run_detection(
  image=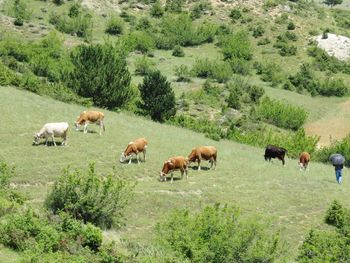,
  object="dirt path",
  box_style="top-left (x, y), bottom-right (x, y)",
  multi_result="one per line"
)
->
top-left (305, 98), bottom-right (350, 146)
